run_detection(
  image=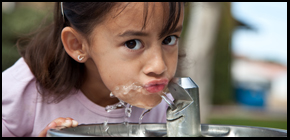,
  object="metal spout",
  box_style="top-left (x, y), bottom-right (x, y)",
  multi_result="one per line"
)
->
top-left (166, 77), bottom-right (201, 137)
